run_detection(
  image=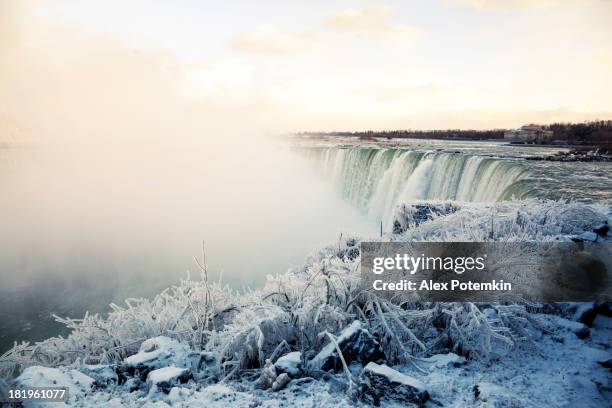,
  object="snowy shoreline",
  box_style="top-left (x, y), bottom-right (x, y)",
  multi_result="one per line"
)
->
top-left (1, 199), bottom-right (611, 407)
